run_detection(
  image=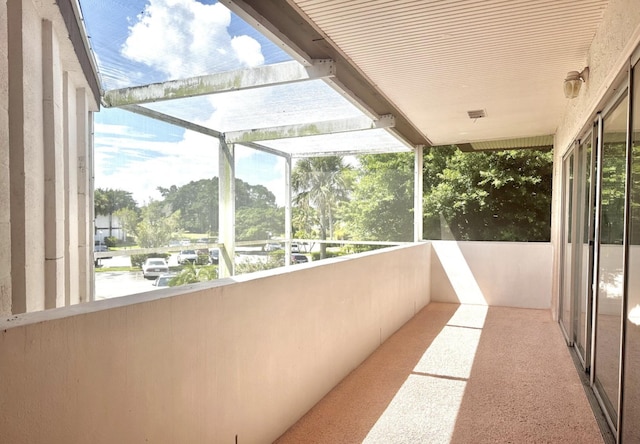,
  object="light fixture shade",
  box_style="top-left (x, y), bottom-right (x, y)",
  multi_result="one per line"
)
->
top-left (564, 79), bottom-right (582, 98)
top-left (564, 70), bottom-right (584, 99)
